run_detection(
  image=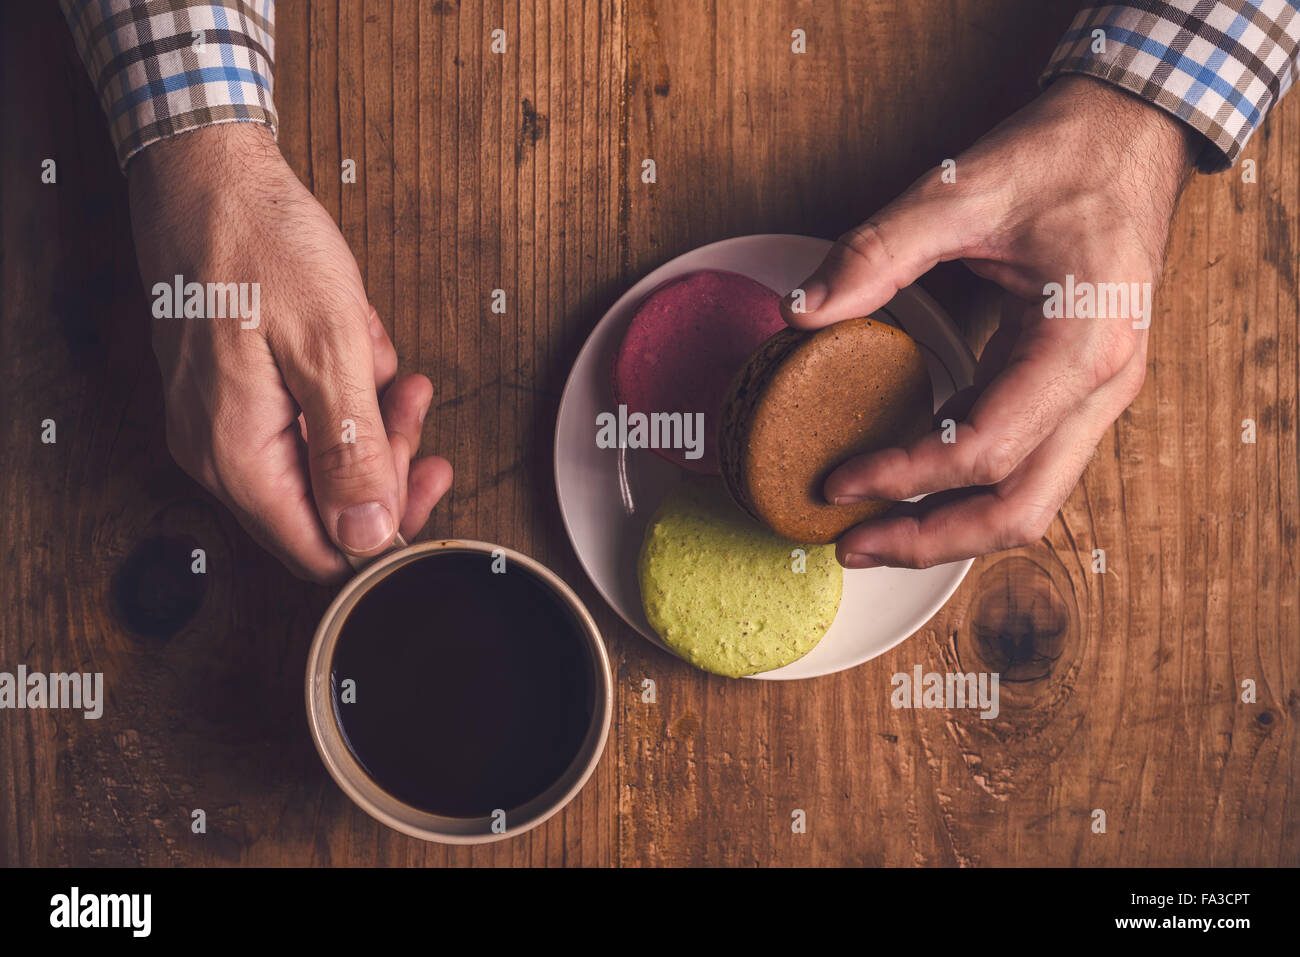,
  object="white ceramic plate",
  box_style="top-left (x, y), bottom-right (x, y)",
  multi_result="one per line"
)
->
top-left (554, 234), bottom-right (977, 679)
